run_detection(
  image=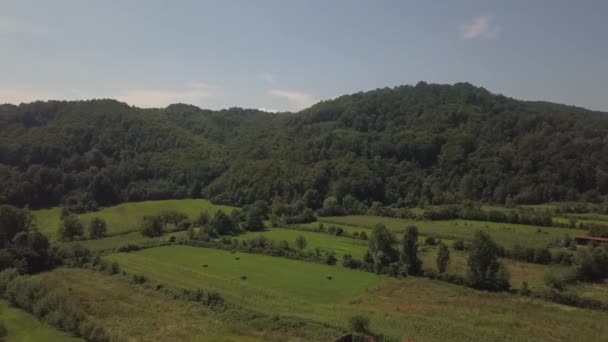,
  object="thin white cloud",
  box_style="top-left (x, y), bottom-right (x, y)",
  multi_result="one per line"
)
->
top-left (269, 89), bottom-right (316, 110)
top-left (261, 73), bottom-right (276, 83)
top-left (0, 83), bottom-right (219, 108)
top-left (116, 83), bottom-right (218, 108)
top-left (0, 87), bottom-right (86, 104)
top-left (257, 107), bottom-right (279, 113)
top-left (460, 16), bottom-right (498, 39)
